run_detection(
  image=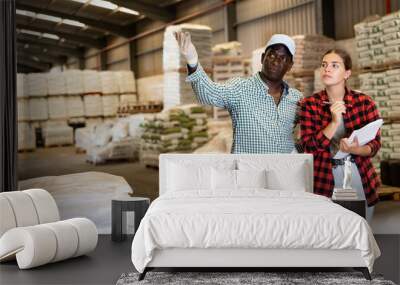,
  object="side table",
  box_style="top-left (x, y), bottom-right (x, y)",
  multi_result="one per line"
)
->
top-left (112, 196), bottom-right (150, 242)
top-left (332, 198), bottom-right (366, 219)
